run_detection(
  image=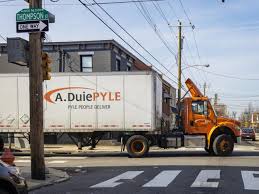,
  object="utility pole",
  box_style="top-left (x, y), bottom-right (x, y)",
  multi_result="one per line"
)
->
top-left (177, 21), bottom-right (183, 128)
top-left (29, 0), bottom-right (45, 180)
